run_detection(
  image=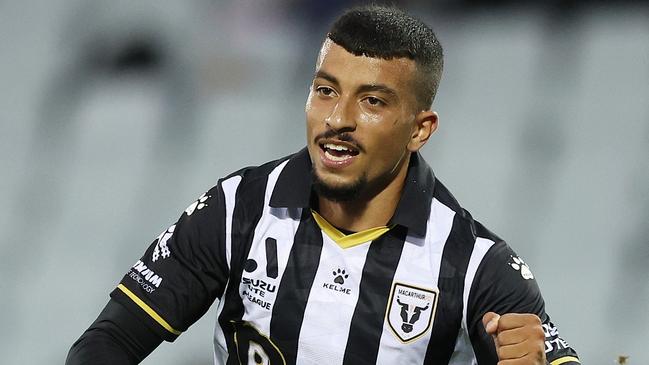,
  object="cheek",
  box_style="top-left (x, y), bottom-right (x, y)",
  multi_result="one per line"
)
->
top-left (305, 98), bottom-right (334, 128)
top-left (305, 95), bottom-right (317, 129)
top-left (357, 109), bottom-right (382, 125)
top-left (305, 108), bottom-right (324, 142)
top-left (305, 91), bottom-right (315, 113)
top-left (370, 124), bottom-right (411, 158)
